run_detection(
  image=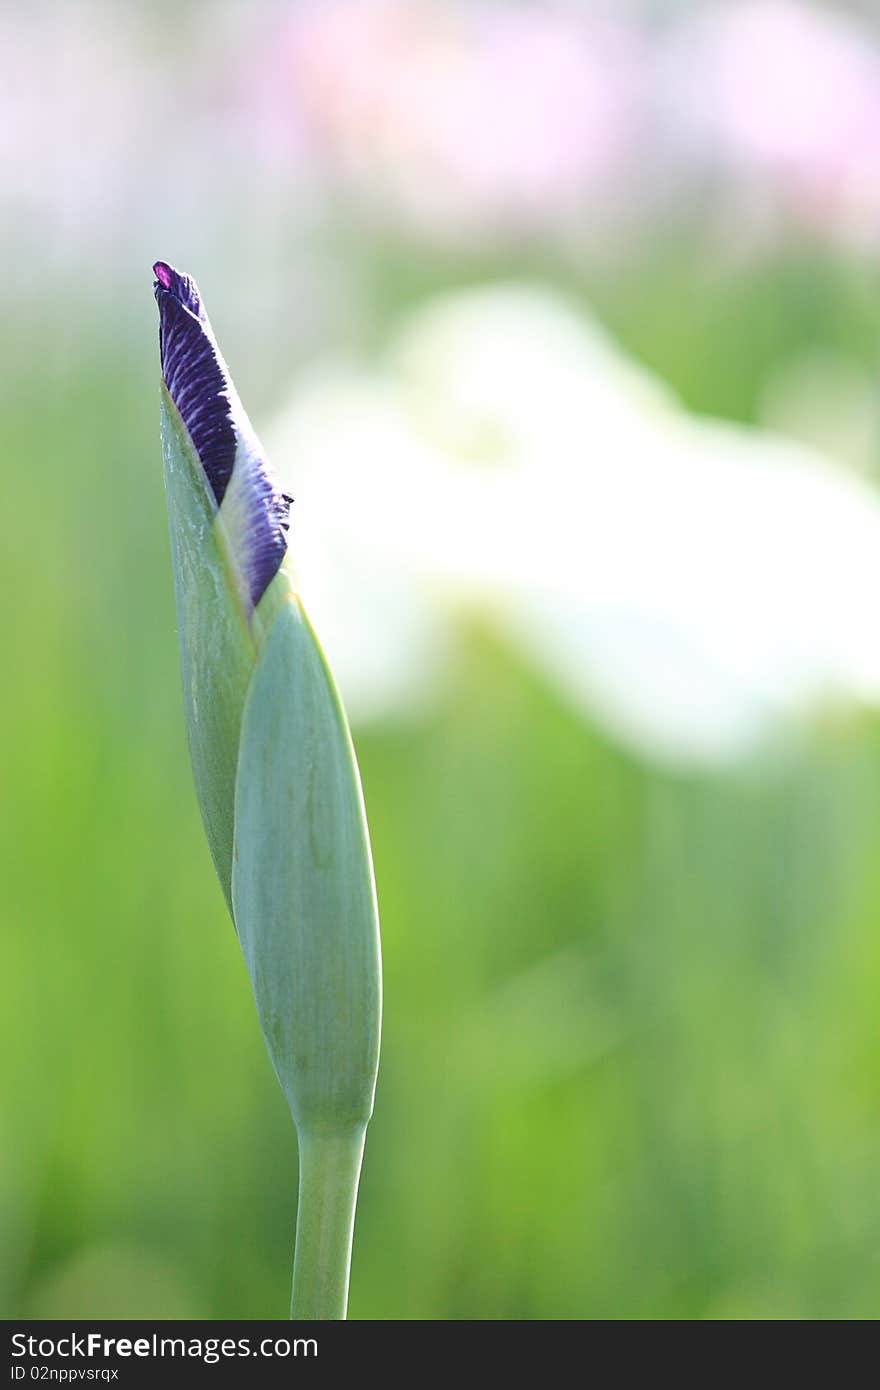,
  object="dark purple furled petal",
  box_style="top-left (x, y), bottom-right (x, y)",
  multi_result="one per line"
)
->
top-left (234, 475), bottom-right (296, 615)
top-left (154, 261), bottom-right (235, 505)
top-left (153, 261), bottom-right (292, 608)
